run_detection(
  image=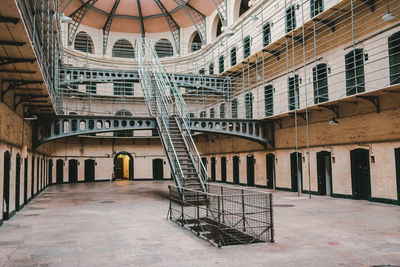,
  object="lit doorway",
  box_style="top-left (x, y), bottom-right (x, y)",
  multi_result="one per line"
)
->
top-left (114, 152), bottom-right (133, 180)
